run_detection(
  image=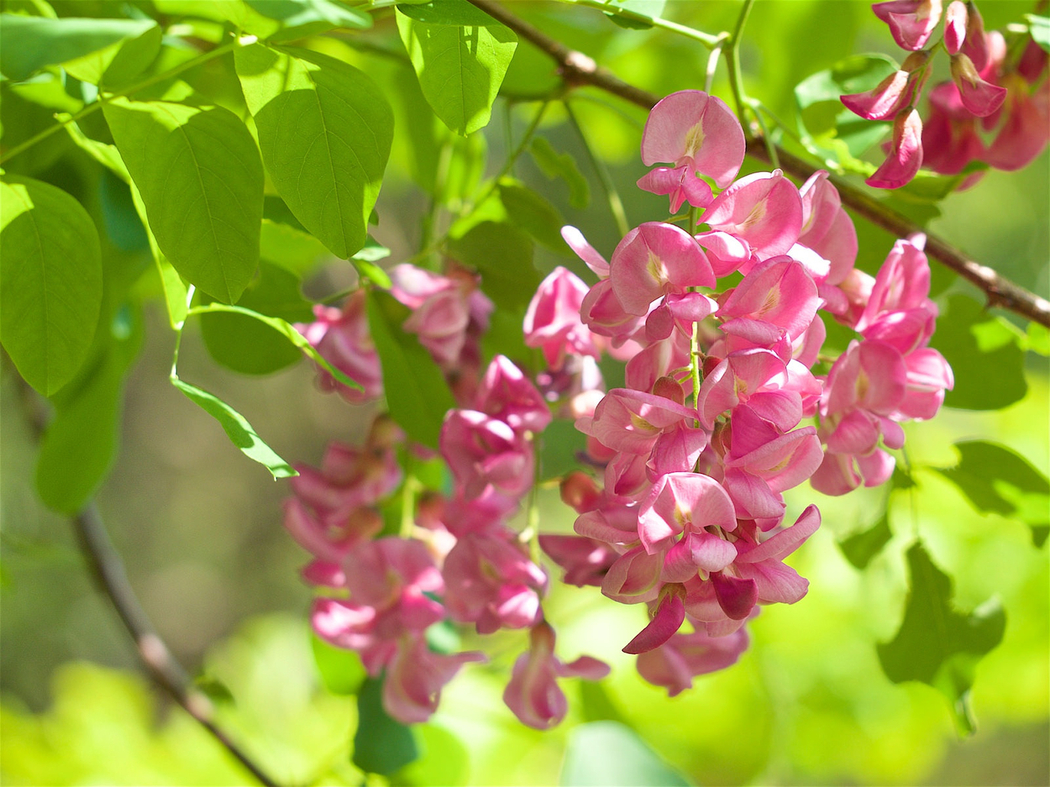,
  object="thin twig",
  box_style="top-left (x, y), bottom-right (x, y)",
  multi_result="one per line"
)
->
top-left (16, 379), bottom-right (280, 787)
top-left (467, 0), bottom-right (1050, 328)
